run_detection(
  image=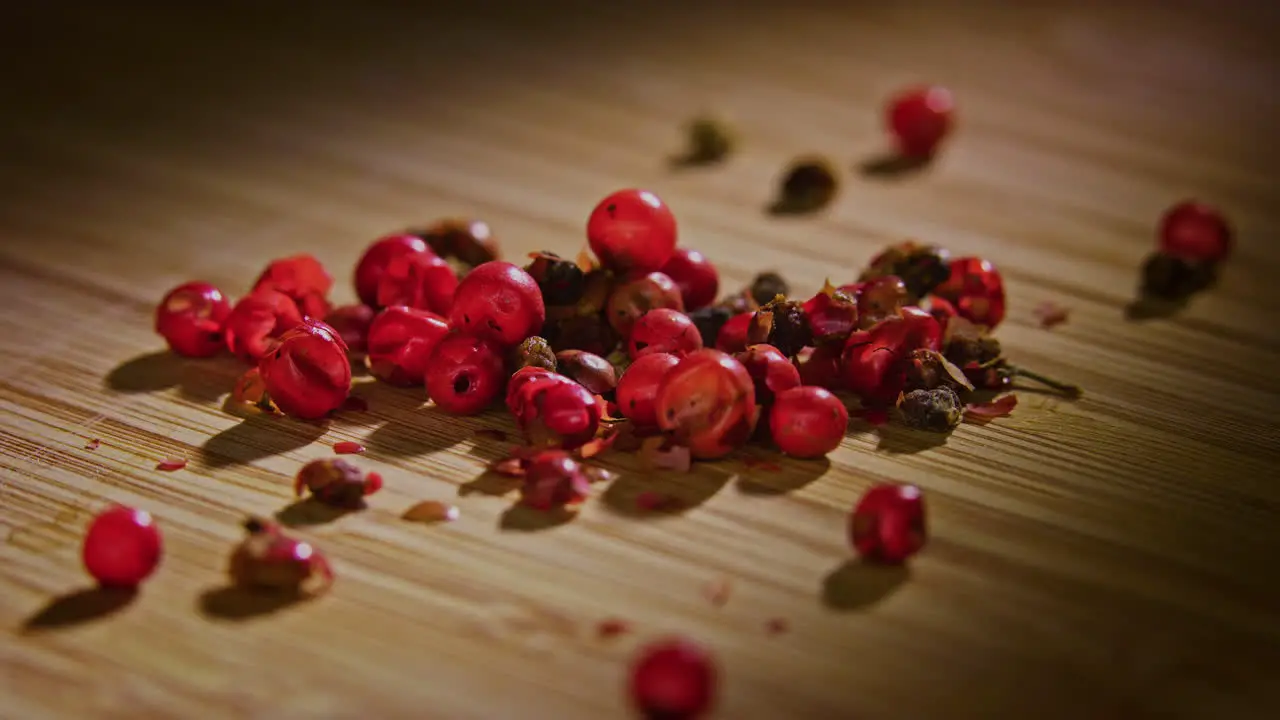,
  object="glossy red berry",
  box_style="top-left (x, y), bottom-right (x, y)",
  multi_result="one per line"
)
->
top-left (802, 282), bottom-right (859, 342)
top-left (932, 257), bottom-right (1005, 328)
top-left (586, 188), bottom-right (678, 274)
top-left (841, 308), bottom-right (941, 406)
top-left (449, 261), bottom-right (546, 347)
top-left (851, 276), bottom-right (909, 329)
top-left (253, 253), bottom-right (333, 319)
top-left (82, 505), bottom-right (162, 587)
top-left (660, 247), bottom-right (719, 311)
top-left (506, 365), bottom-right (555, 411)
top-left (259, 318), bottom-right (352, 420)
top-left (354, 233), bottom-right (430, 307)
top-left (223, 288), bottom-right (305, 363)
top-left (616, 352), bottom-right (680, 429)
top-left (154, 281), bottom-right (232, 357)
top-left (629, 308), bottom-right (703, 359)
top-left (607, 271), bottom-right (684, 338)
top-left (736, 344), bottom-right (802, 407)
top-left (714, 311), bottom-right (753, 354)
top-left (770, 386), bottom-right (848, 458)
top-left (324, 303), bottom-right (375, 354)
top-left (795, 344), bottom-right (844, 390)
top-left (886, 85), bottom-right (955, 159)
top-left (424, 332), bottom-right (505, 415)
top-left (519, 450), bottom-right (592, 511)
top-left (509, 373), bottom-right (604, 449)
top-left (656, 349), bottom-right (757, 460)
top-left (376, 249), bottom-right (458, 316)
top-left (850, 483), bottom-right (926, 563)
top-left (629, 637), bottom-right (718, 720)
top-left (229, 518), bottom-right (333, 593)
top-left (918, 294), bottom-right (957, 327)
top-left (366, 306), bottom-right (450, 386)
top-left (1158, 200), bottom-right (1233, 264)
